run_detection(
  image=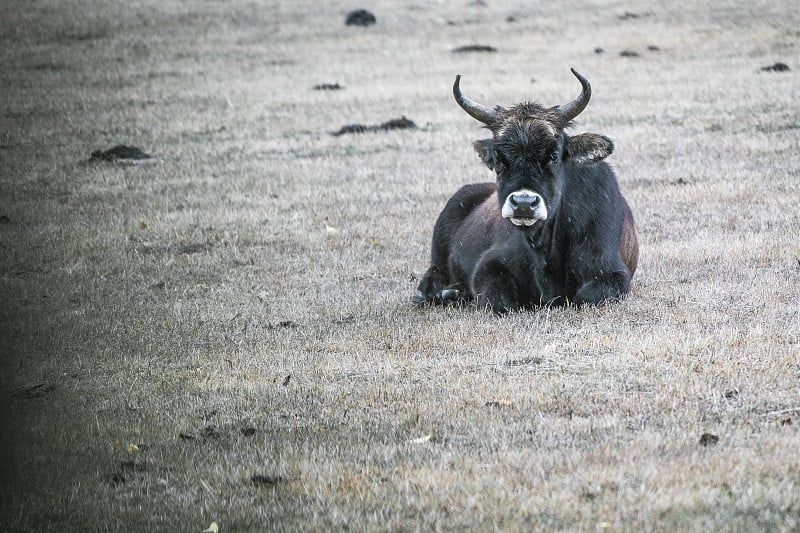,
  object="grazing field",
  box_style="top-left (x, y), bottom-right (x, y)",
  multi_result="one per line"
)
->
top-left (1, 0), bottom-right (799, 530)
